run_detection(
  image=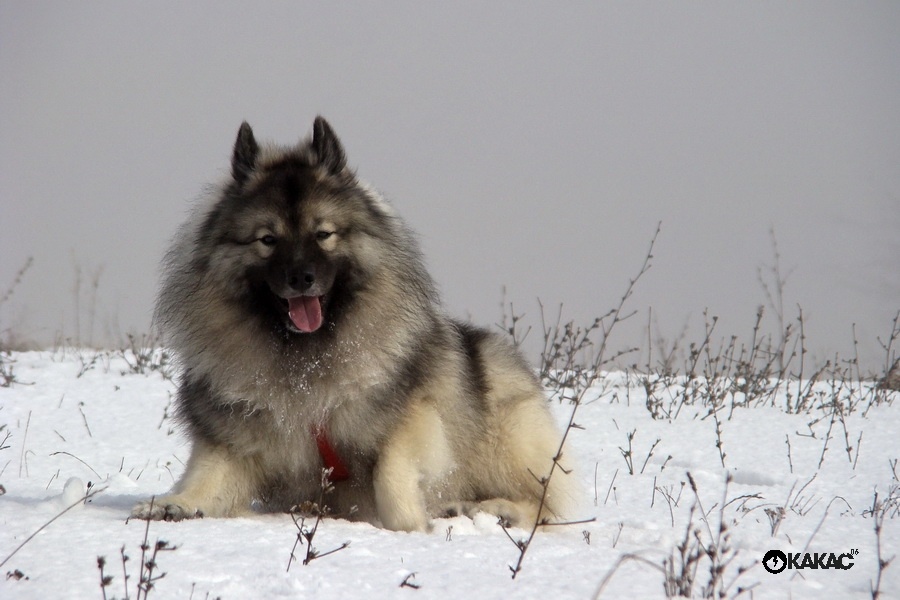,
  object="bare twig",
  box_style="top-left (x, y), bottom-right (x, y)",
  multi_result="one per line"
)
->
top-left (17, 410), bottom-right (31, 478)
top-left (399, 572), bottom-right (421, 589)
top-left (286, 468), bottom-right (350, 570)
top-left (869, 486), bottom-right (898, 599)
top-left (506, 223), bottom-right (661, 579)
